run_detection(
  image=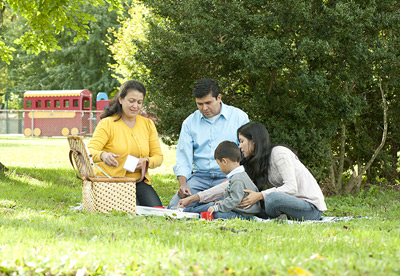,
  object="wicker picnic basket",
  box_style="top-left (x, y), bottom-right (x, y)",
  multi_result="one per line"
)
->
top-left (68, 136), bottom-right (148, 215)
